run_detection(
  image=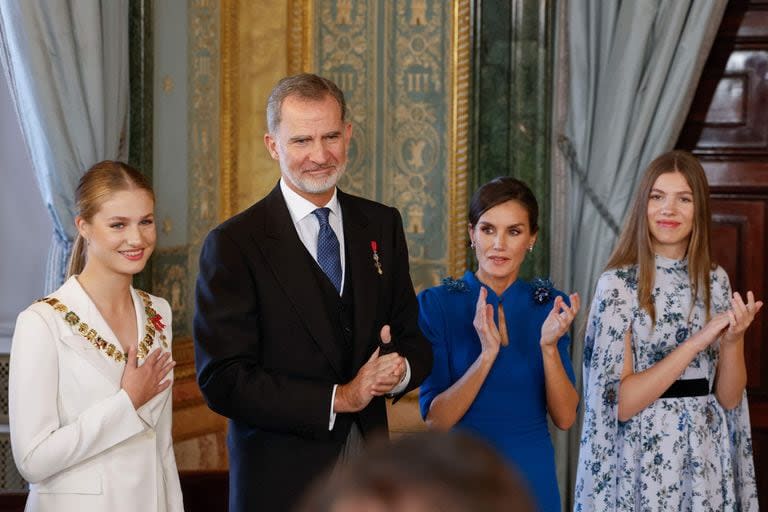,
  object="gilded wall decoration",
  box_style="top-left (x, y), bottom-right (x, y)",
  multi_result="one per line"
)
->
top-left (151, 247), bottom-right (189, 335)
top-left (287, 0), bottom-right (314, 74)
top-left (220, 0), bottom-right (300, 214)
top-left (316, 0), bottom-right (374, 198)
top-left (450, 0), bottom-right (471, 279)
top-left (387, 1), bottom-right (451, 289)
top-left (307, 0), bottom-right (470, 290)
top-left (189, 0), bottom-right (219, 241)
top-left (188, 0), bottom-right (220, 338)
